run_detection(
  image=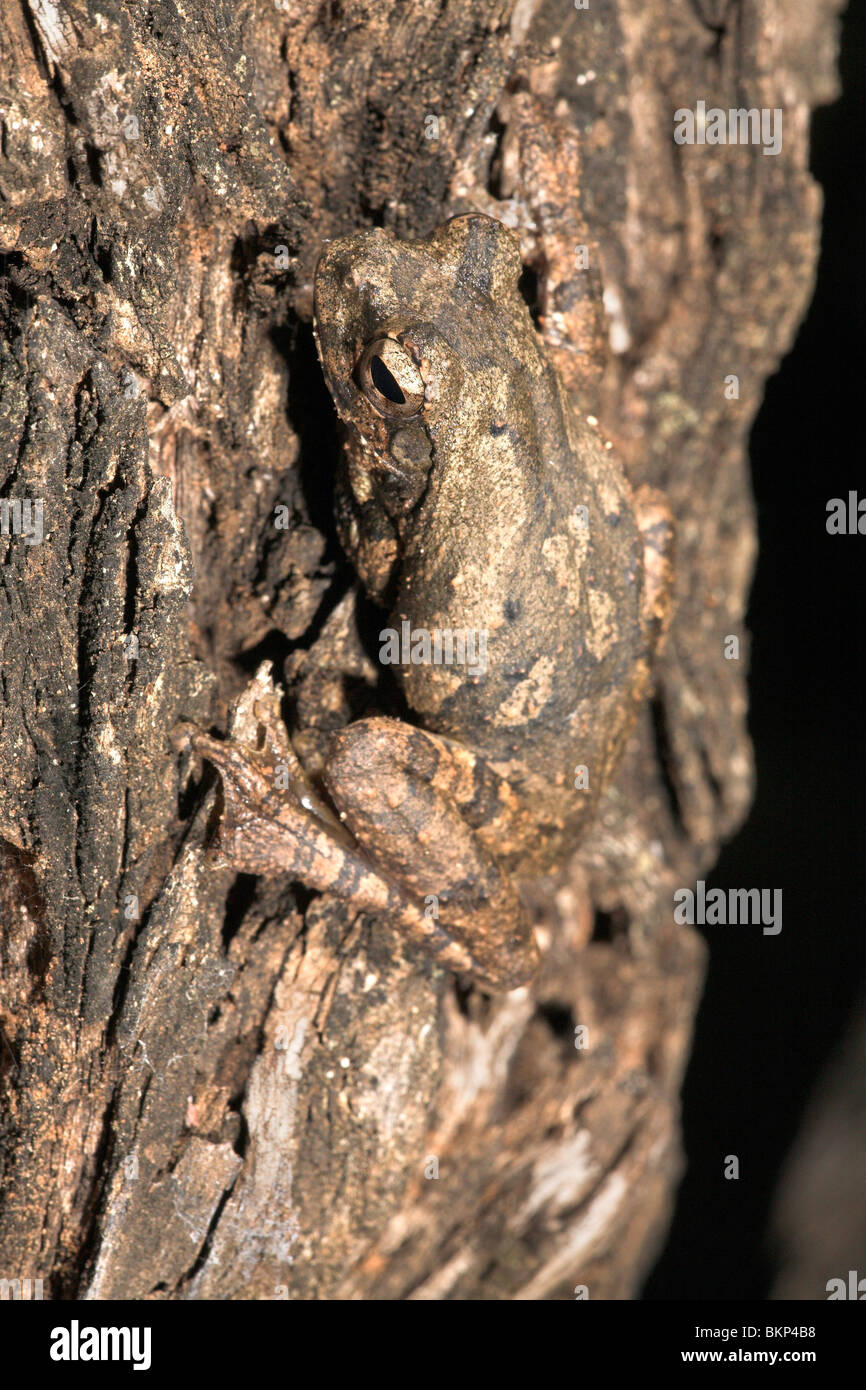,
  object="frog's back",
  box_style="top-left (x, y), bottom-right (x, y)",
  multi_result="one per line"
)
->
top-left (394, 407), bottom-right (648, 823)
